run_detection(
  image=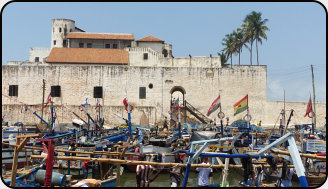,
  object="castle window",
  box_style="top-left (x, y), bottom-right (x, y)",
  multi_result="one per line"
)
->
top-left (63, 40), bottom-right (67, 47)
top-left (53, 40), bottom-right (56, 45)
top-left (9, 85), bottom-right (18, 96)
top-left (70, 29), bottom-right (72, 32)
top-left (143, 53), bottom-right (148, 60)
top-left (59, 28), bottom-right (62, 32)
top-left (64, 28), bottom-right (67, 35)
top-left (139, 87), bottom-right (146, 99)
top-left (79, 43), bottom-right (84, 48)
top-left (113, 44), bottom-right (118, 49)
top-left (148, 83), bottom-right (153, 89)
top-left (35, 57), bottom-right (39, 62)
top-left (87, 43), bottom-right (92, 48)
top-left (105, 44), bottom-right (110, 48)
top-left (94, 86), bottom-right (103, 98)
top-left (51, 86), bottom-right (61, 97)
top-left (162, 49), bottom-right (168, 57)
